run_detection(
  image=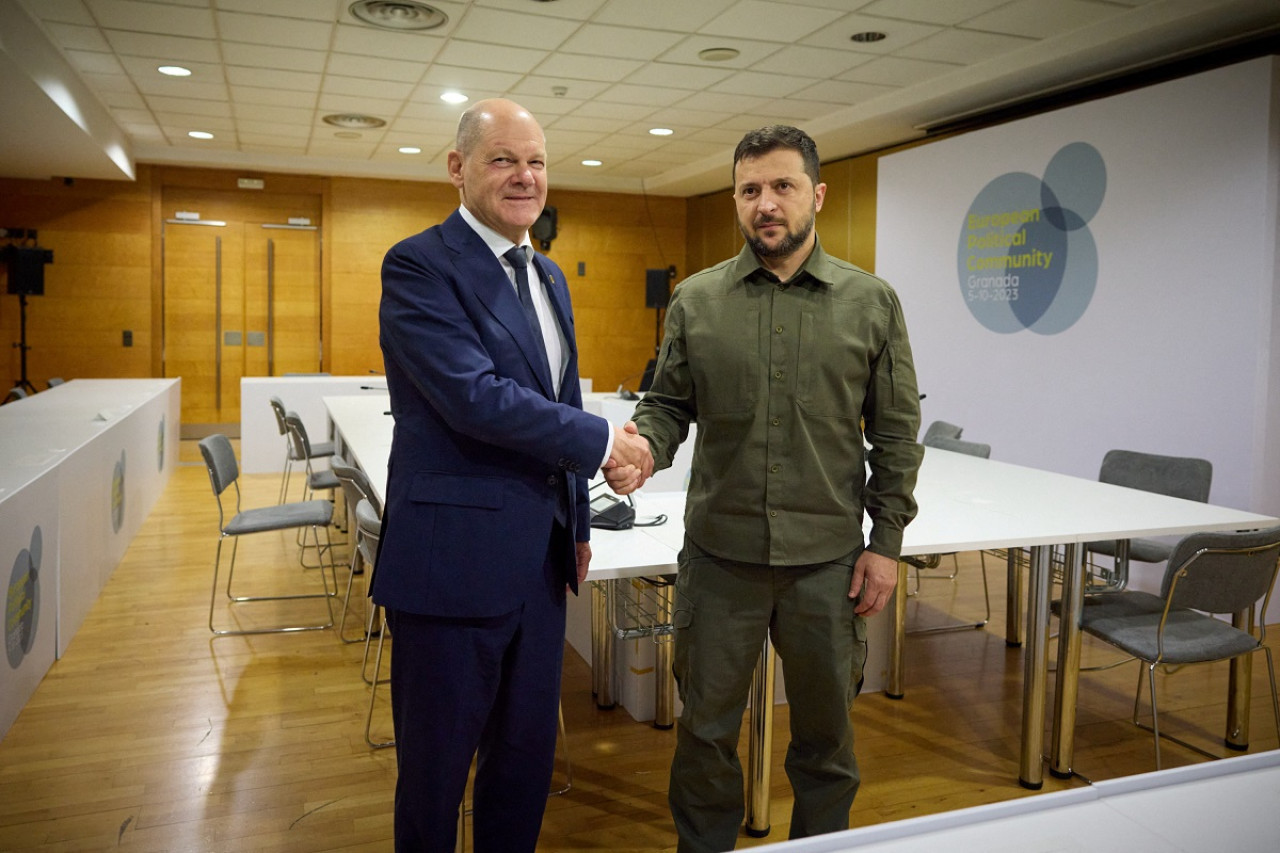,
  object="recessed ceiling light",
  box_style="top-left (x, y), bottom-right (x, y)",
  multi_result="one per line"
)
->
top-left (440, 91), bottom-right (469, 104)
top-left (649, 128), bottom-right (674, 136)
top-left (158, 65), bottom-right (191, 77)
top-left (398, 146), bottom-right (422, 154)
top-left (581, 159), bottom-right (602, 167)
top-left (349, 0), bottom-right (448, 30)
top-left (698, 47), bottom-right (739, 62)
top-left (188, 131), bottom-right (214, 139)
top-left (850, 31), bottom-right (886, 43)
top-left (323, 113), bottom-right (387, 129)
